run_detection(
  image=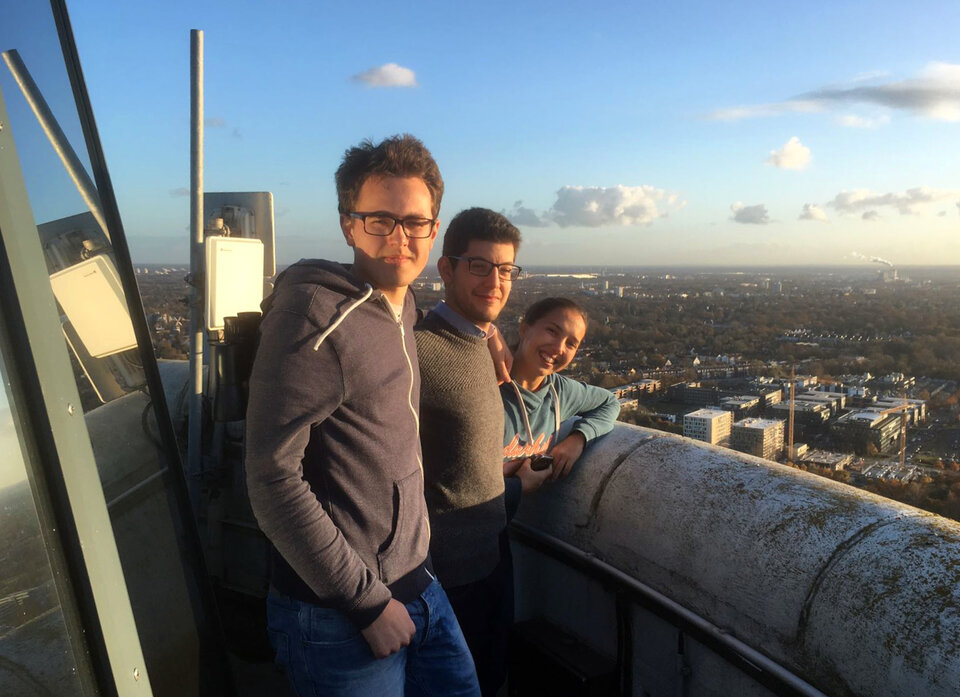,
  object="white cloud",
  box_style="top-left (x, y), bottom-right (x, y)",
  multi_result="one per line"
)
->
top-left (836, 113), bottom-right (890, 129)
top-left (550, 185), bottom-right (684, 227)
top-left (708, 100), bottom-right (823, 121)
top-left (766, 136), bottom-right (811, 170)
top-left (351, 63), bottom-right (418, 88)
top-left (205, 116), bottom-right (226, 128)
top-left (827, 186), bottom-right (960, 216)
top-left (730, 202), bottom-right (769, 225)
top-left (708, 62), bottom-right (960, 123)
top-left (862, 210), bottom-right (880, 221)
top-left (502, 201), bottom-right (549, 227)
top-left (169, 187), bottom-right (189, 197)
top-left (798, 203), bottom-right (828, 222)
